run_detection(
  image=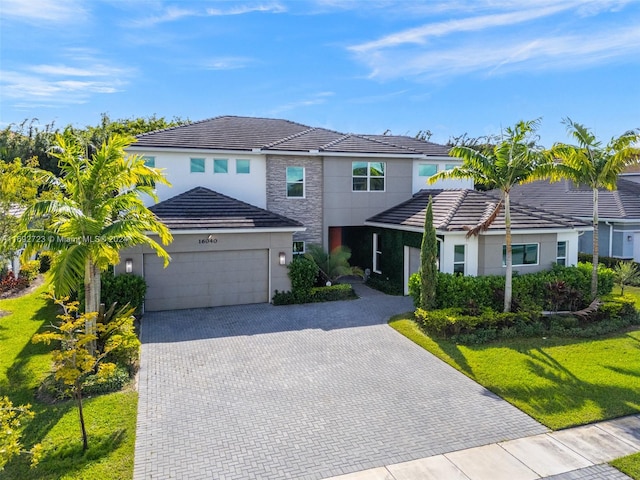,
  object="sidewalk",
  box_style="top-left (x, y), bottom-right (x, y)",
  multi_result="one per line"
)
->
top-left (323, 414), bottom-right (640, 480)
